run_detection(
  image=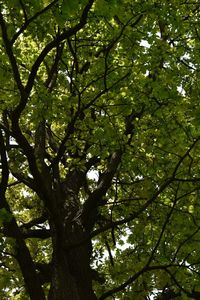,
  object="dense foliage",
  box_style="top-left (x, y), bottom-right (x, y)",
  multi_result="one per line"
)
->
top-left (0, 0), bottom-right (200, 299)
